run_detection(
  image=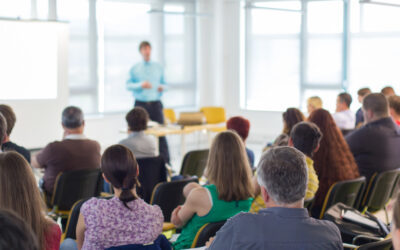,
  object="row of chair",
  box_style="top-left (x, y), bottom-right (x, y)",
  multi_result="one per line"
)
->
top-left (317, 168), bottom-right (400, 221)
